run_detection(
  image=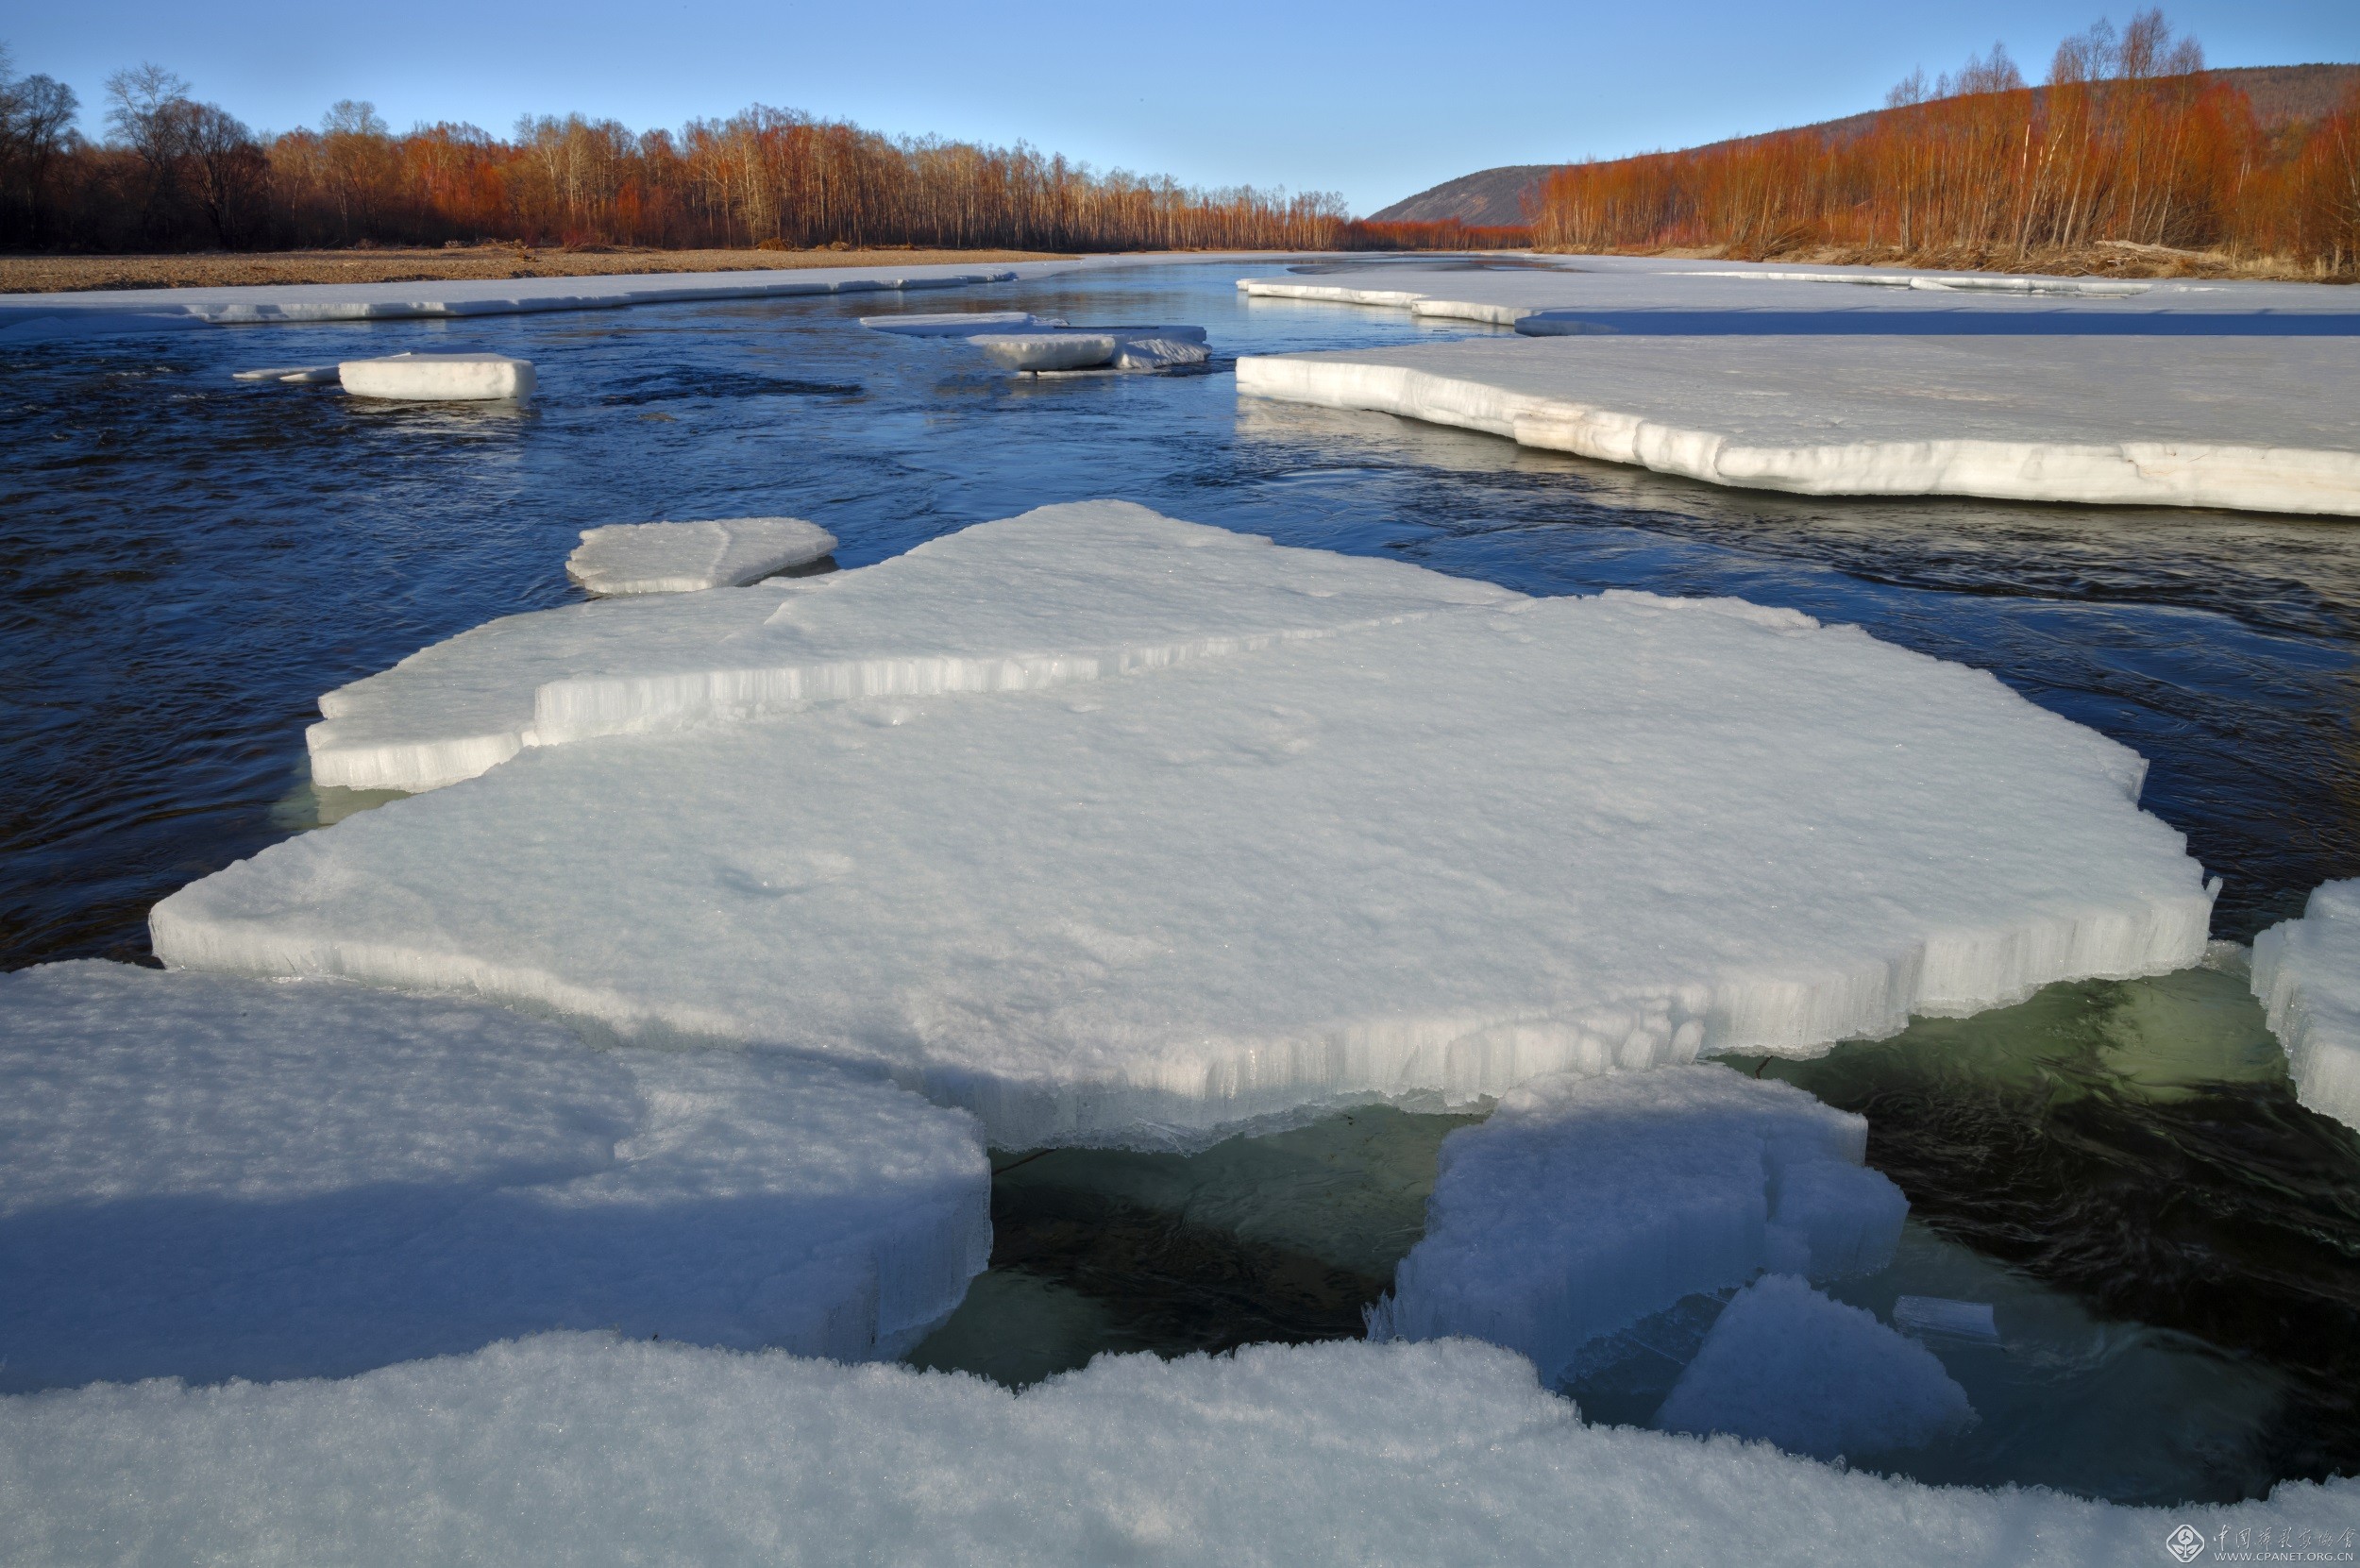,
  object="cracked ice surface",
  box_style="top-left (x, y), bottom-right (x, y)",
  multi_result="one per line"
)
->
top-left (306, 500), bottom-right (1521, 792)
top-left (565, 517), bottom-right (838, 596)
top-left (164, 576), bottom-right (2212, 1150)
top-left (0, 1332), bottom-right (2343, 1566)
top-left (1368, 1067), bottom-right (1906, 1380)
top-left (0, 961), bottom-right (988, 1390)
top-left (2252, 879), bottom-right (2360, 1131)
